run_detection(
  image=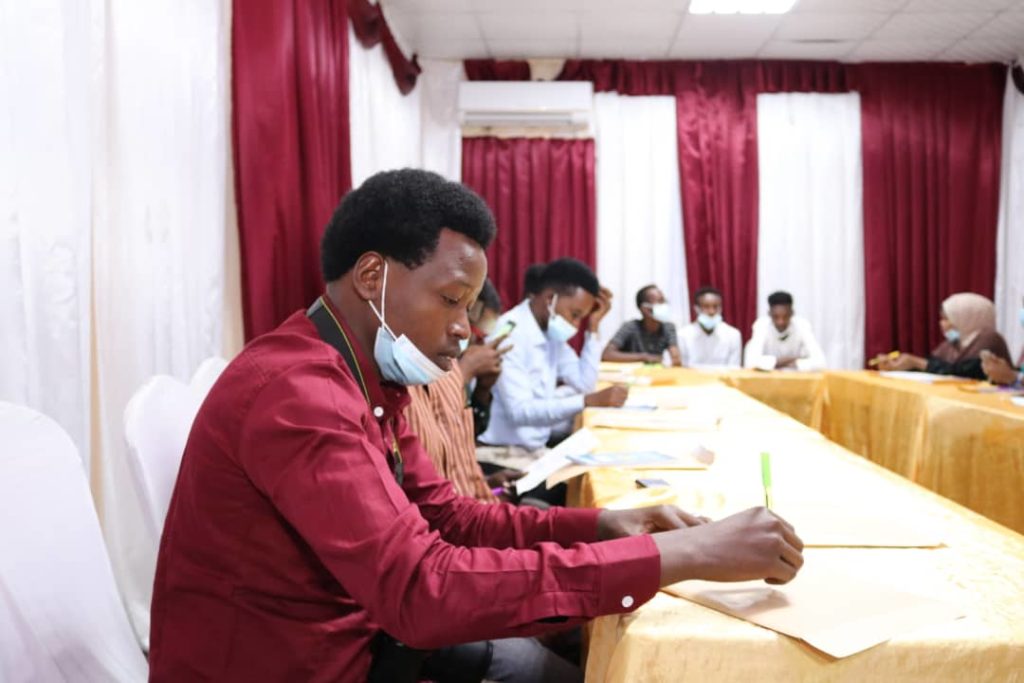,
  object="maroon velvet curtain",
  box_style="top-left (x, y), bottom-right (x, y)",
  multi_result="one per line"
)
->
top-left (466, 59), bottom-right (1004, 359)
top-left (461, 137), bottom-right (597, 309)
top-left (348, 0), bottom-right (420, 94)
top-left (464, 59), bottom-right (532, 81)
top-left (852, 63), bottom-right (1005, 358)
top-left (232, 0), bottom-right (351, 340)
top-left (555, 60), bottom-right (847, 338)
